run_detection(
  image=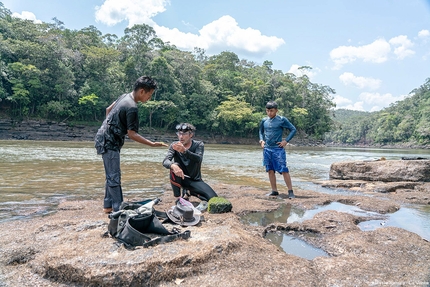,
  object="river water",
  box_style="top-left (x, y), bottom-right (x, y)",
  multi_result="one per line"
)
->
top-left (0, 140), bottom-right (429, 239)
